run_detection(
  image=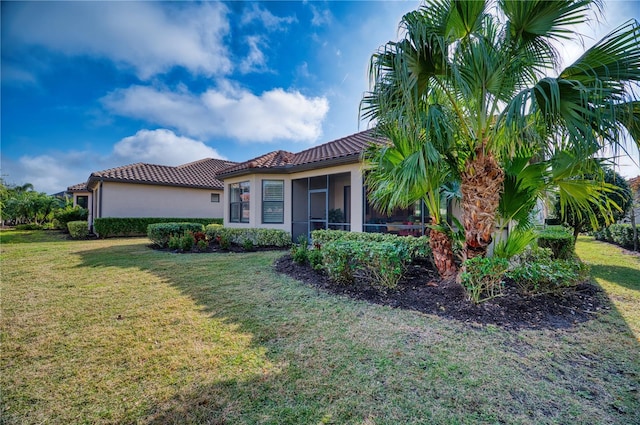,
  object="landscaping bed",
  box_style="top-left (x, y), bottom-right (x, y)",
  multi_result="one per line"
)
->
top-left (274, 254), bottom-right (608, 330)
